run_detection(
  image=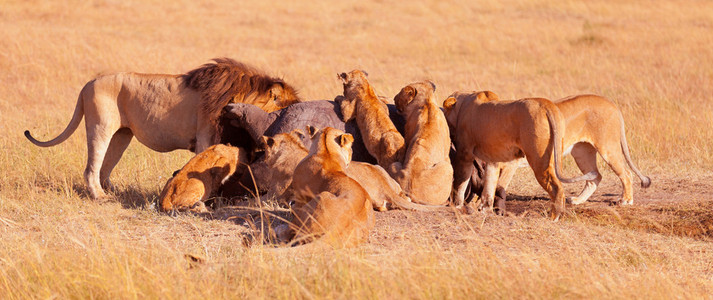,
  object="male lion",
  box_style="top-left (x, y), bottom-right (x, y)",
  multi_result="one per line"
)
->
top-left (277, 127), bottom-right (374, 248)
top-left (159, 144), bottom-right (247, 214)
top-left (390, 81), bottom-right (453, 206)
top-left (469, 94), bottom-right (652, 206)
top-left (337, 70), bottom-right (405, 171)
top-left (443, 91), bottom-right (595, 220)
top-left (24, 58), bottom-right (299, 200)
